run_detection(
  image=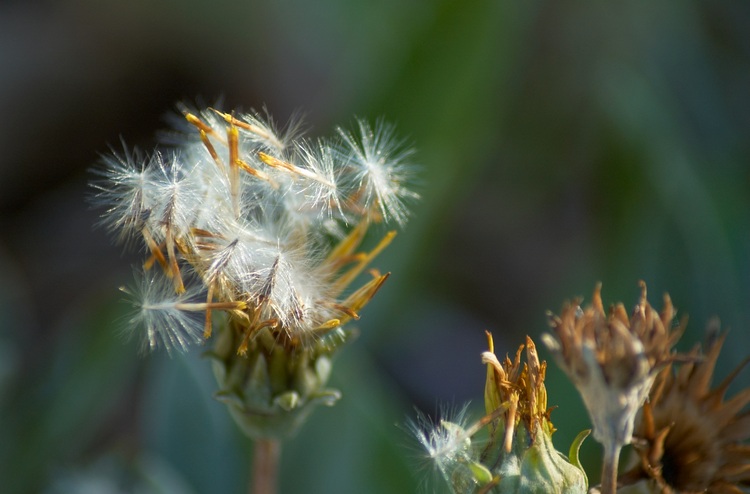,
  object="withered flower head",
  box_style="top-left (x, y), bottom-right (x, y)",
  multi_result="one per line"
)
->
top-left (482, 333), bottom-right (552, 455)
top-left (542, 282), bottom-right (684, 493)
top-left (481, 332), bottom-right (588, 493)
top-left (619, 323), bottom-right (750, 494)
